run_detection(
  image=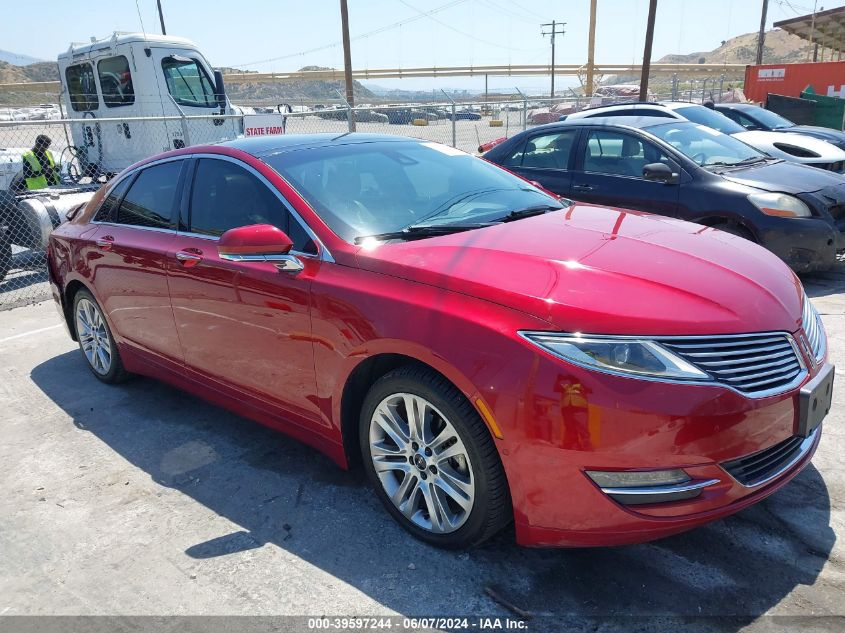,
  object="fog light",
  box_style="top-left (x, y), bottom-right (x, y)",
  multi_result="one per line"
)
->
top-left (586, 469), bottom-right (690, 488)
top-left (586, 469), bottom-right (719, 506)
